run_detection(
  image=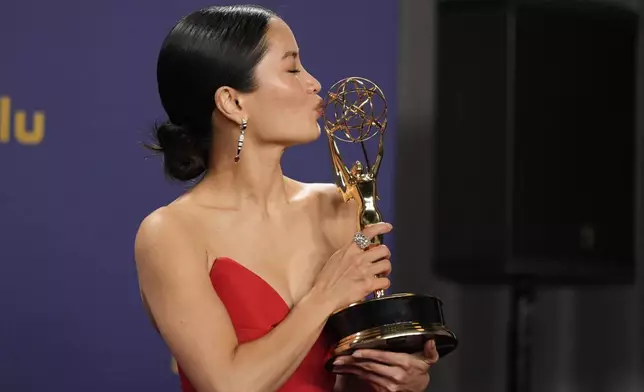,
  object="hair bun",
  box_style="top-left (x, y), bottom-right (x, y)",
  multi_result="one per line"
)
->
top-left (154, 121), bottom-right (207, 181)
